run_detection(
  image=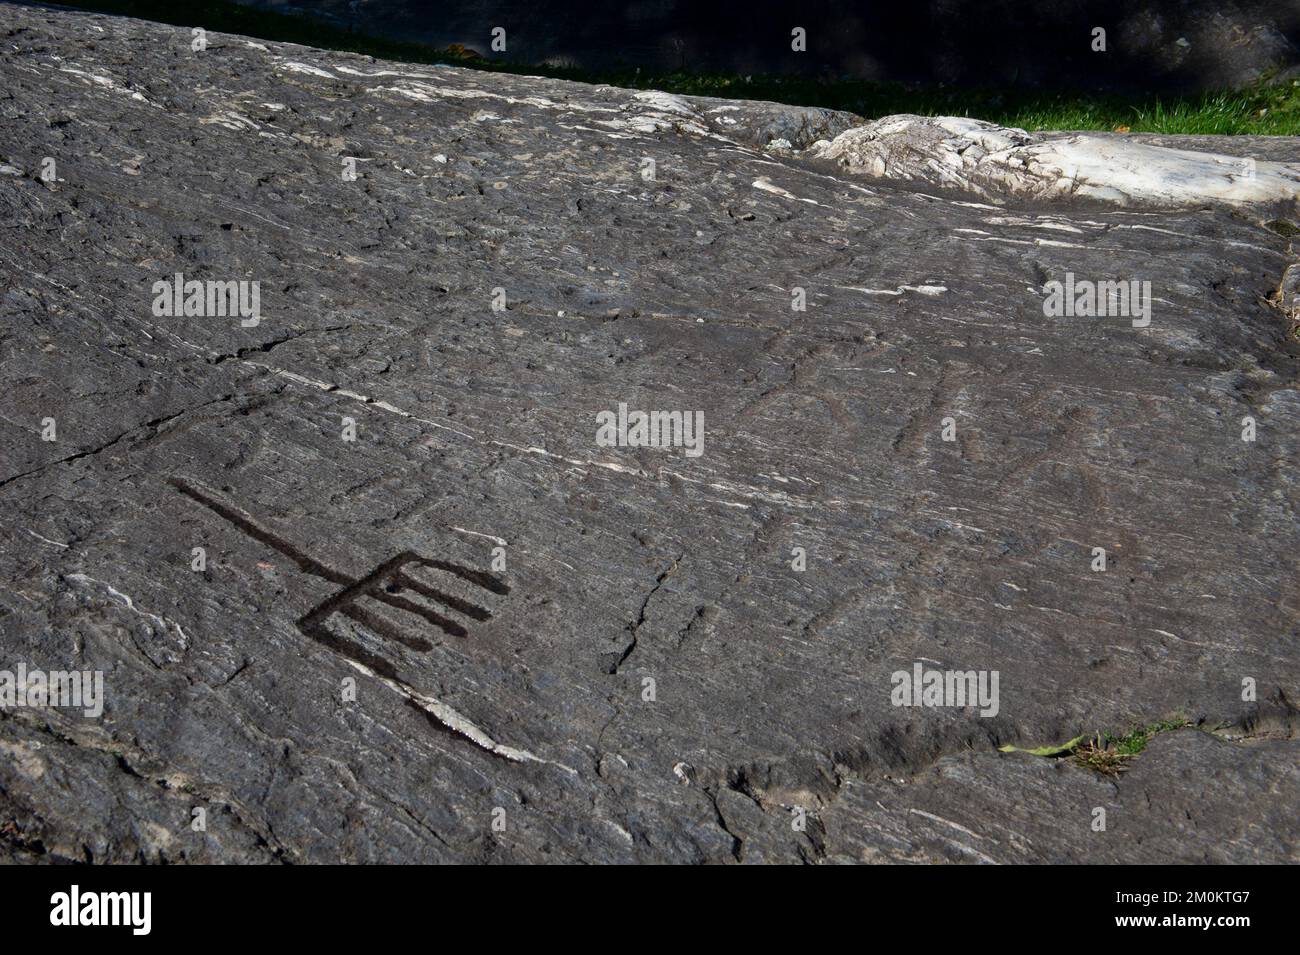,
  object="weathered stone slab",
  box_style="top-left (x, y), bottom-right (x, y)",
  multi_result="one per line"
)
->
top-left (0, 3), bottom-right (1296, 864)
